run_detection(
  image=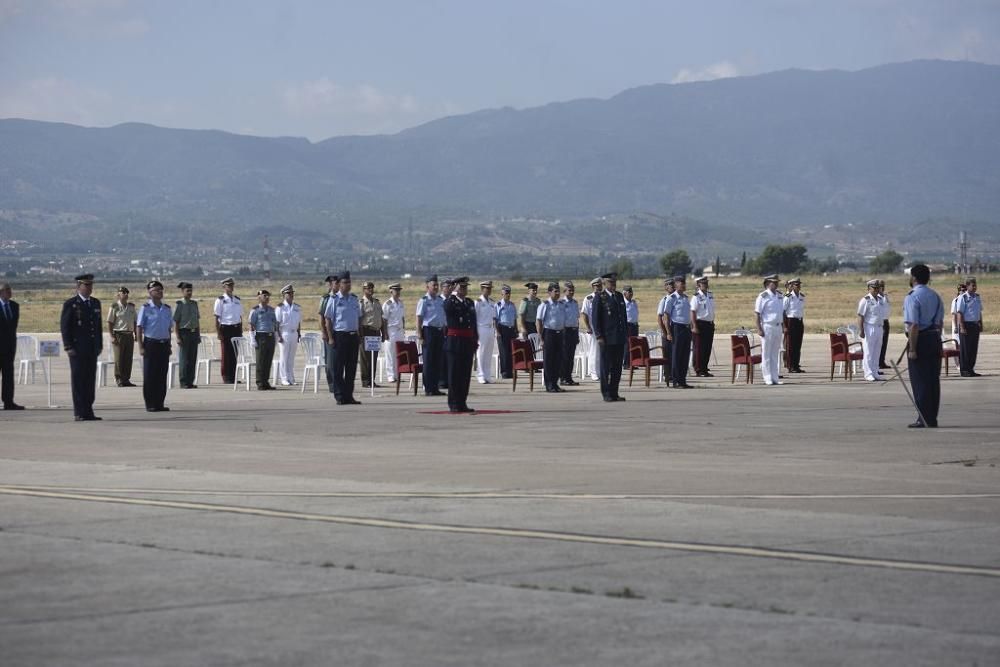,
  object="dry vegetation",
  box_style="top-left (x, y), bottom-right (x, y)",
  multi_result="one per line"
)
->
top-left (10, 274), bottom-right (998, 335)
